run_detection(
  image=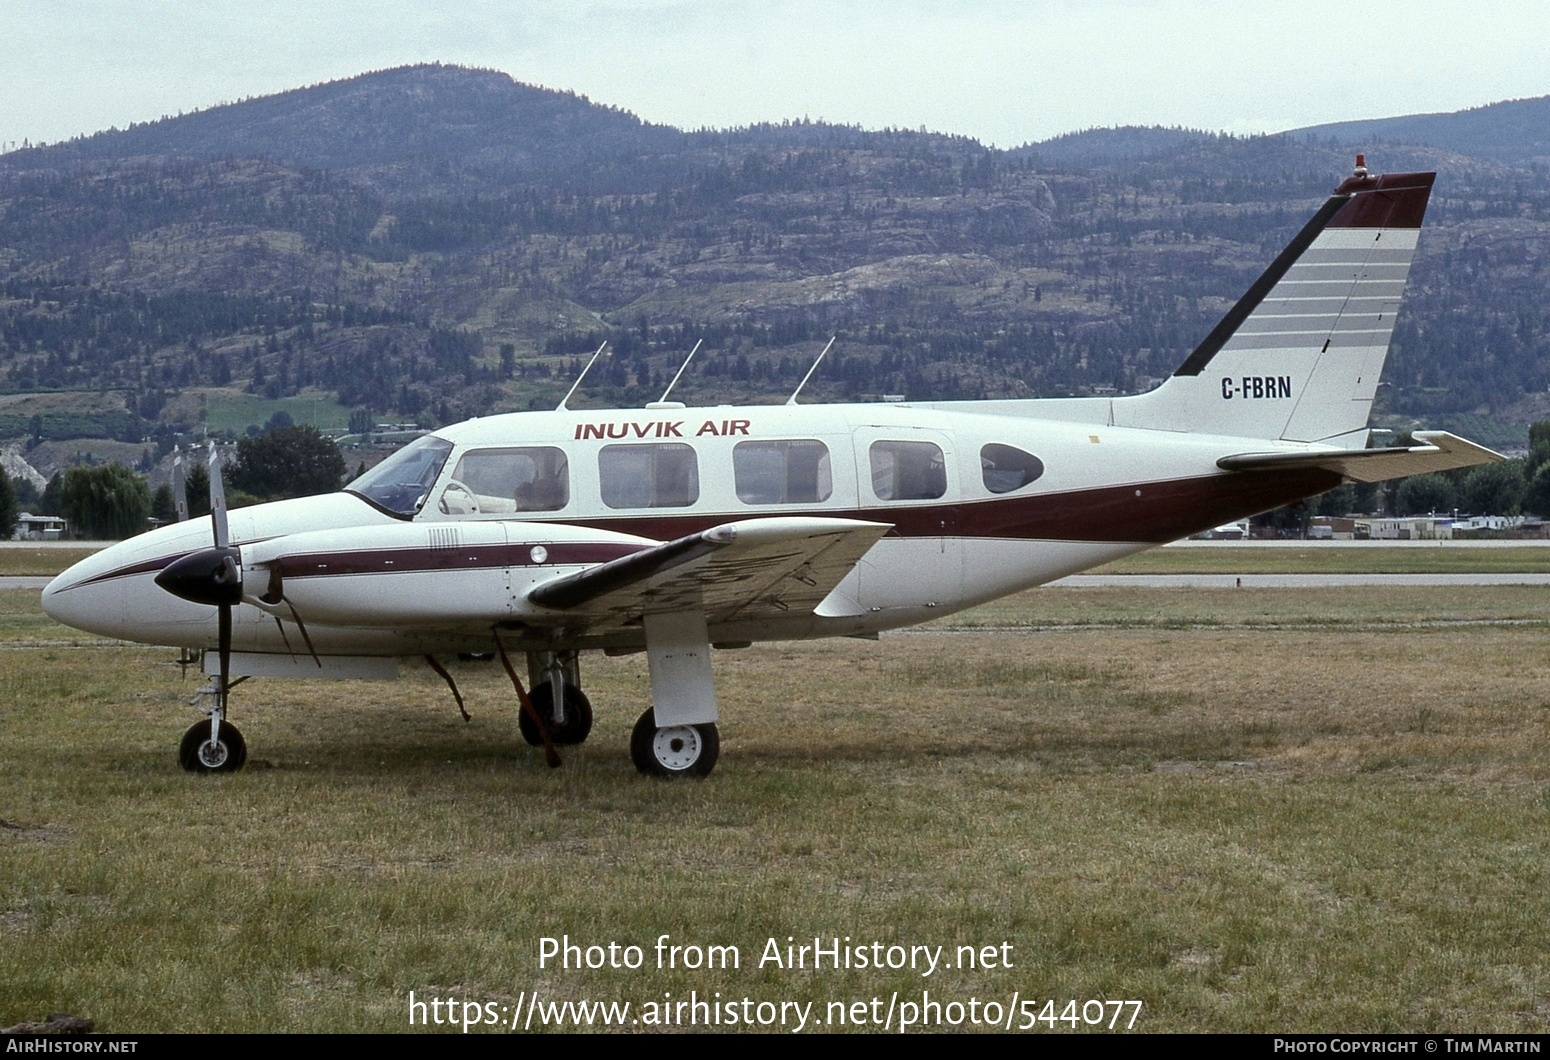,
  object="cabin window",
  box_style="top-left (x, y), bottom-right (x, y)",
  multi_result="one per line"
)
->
top-left (733, 440), bottom-right (832, 505)
top-left (345, 434), bottom-right (454, 517)
top-left (869, 440), bottom-right (947, 501)
top-left (599, 444), bottom-right (700, 508)
top-left (980, 443), bottom-right (1045, 494)
top-left (439, 447), bottom-right (569, 515)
